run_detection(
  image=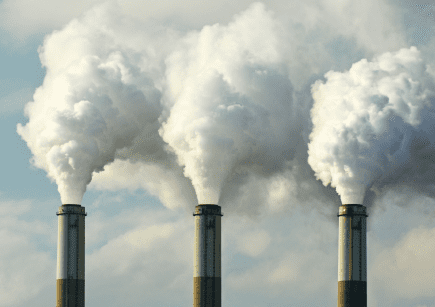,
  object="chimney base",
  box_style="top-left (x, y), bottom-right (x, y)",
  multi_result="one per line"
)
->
top-left (56, 279), bottom-right (85, 307)
top-left (193, 277), bottom-right (221, 306)
top-left (337, 280), bottom-right (367, 307)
